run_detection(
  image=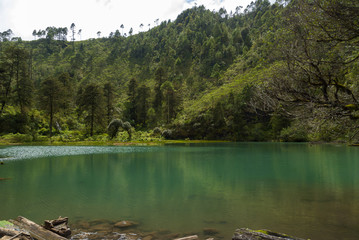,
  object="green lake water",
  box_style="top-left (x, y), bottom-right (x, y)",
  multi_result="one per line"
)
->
top-left (1, 143), bottom-right (359, 239)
